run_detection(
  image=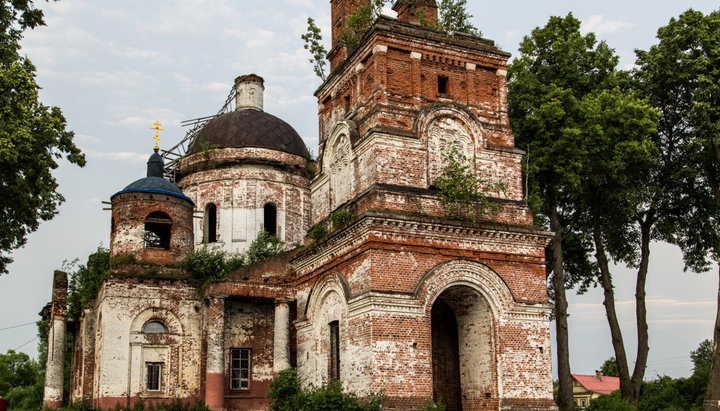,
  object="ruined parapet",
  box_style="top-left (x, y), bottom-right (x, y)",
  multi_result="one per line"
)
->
top-left (43, 271), bottom-right (68, 409)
